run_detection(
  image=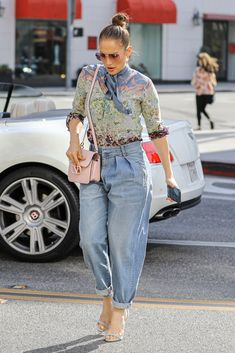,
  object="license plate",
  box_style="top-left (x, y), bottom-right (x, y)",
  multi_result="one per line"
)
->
top-left (187, 162), bottom-right (198, 182)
